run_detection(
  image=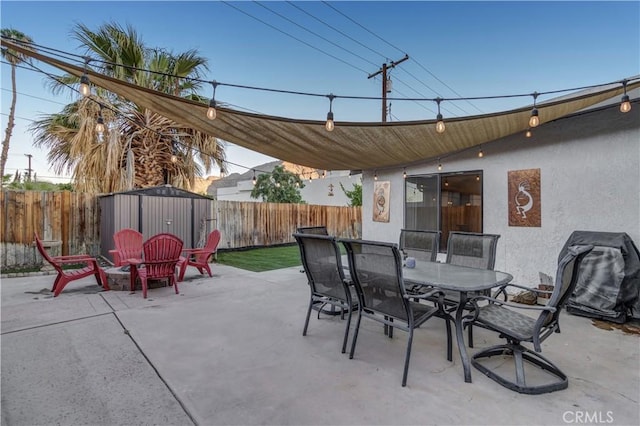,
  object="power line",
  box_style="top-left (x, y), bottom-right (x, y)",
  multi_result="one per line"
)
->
top-left (253, 1), bottom-right (379, 69)
top-left (220, 1), bottom-right (370, 75)
top-left (321, 1), bottom-right (480, 114)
